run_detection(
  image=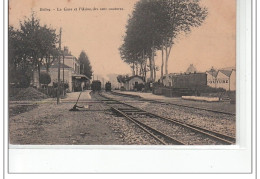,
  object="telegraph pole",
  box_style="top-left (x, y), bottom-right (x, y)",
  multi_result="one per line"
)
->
top-left (62, 48), bottom-right (65, 96)
top-left (57, 28), bottom-right (62, 104)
